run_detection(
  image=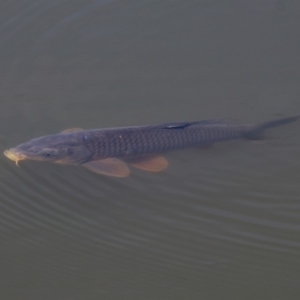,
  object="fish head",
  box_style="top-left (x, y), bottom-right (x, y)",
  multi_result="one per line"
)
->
top-left (4, 133), bottom-right (92, 165)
